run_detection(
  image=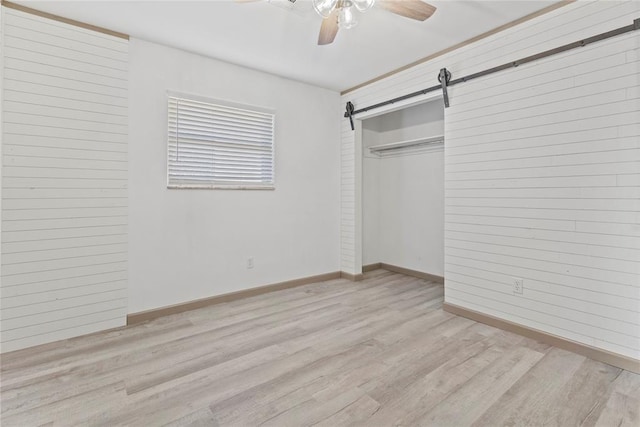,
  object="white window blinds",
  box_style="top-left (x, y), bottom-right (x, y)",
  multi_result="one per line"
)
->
top-left (168, 95), bottom-right (275, 188)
